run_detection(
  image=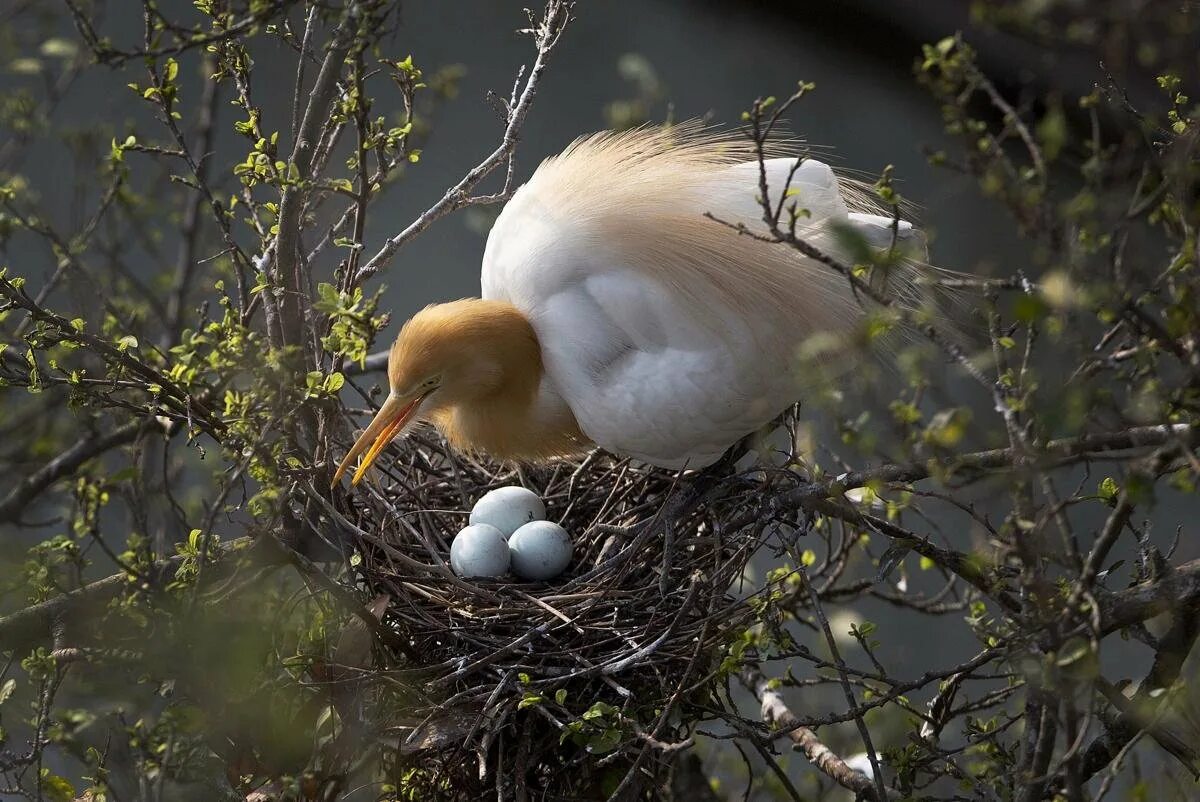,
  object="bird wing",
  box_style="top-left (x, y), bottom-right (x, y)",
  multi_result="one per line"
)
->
top-left (482, 129), bottom-right (923, 467)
